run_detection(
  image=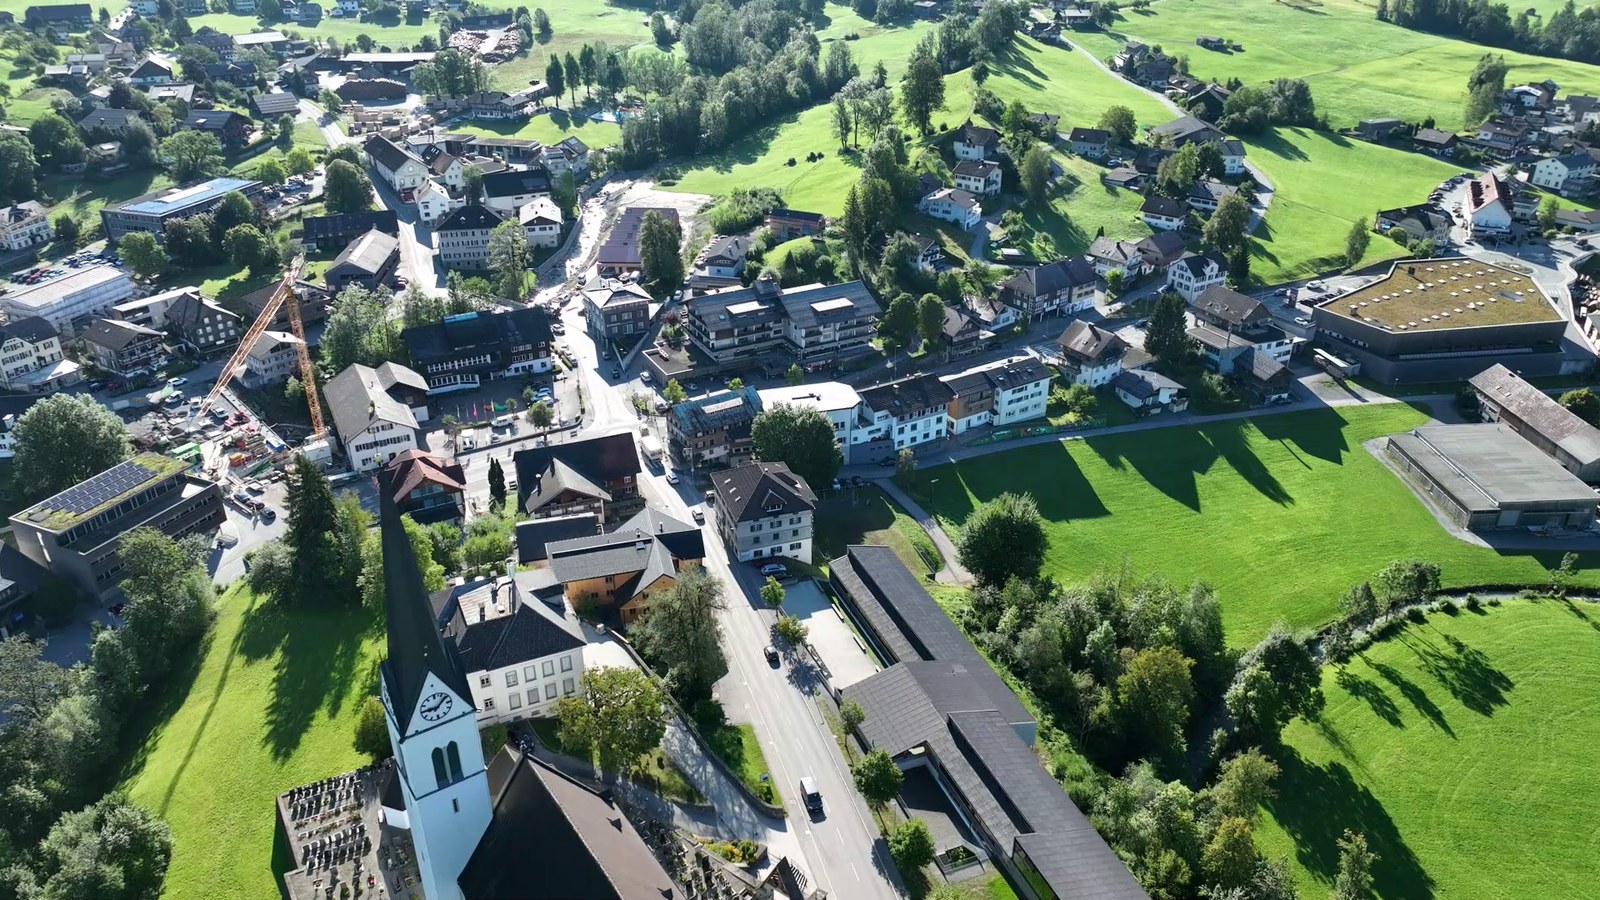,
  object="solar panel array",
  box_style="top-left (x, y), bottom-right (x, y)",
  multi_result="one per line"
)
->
top-left (33, 459), bottom-right (159, 521)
